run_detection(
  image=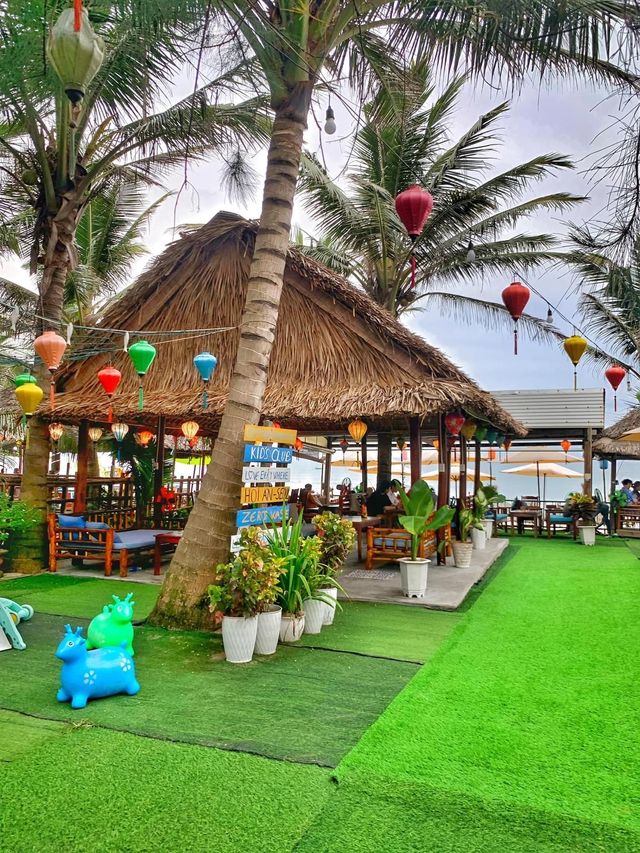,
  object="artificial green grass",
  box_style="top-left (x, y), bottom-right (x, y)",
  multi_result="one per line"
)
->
top-left (295, 600), bottom-right (460, 662)
top-left (337, 537), bottom-right (640, 836)
top-left (0, 723), bottom-right (332, 853)
top-left (0, 573), bottom-right (159, 619)
top-left (0, 613), bottom-right (417, 766)
top-left (0, 709), bottom-right (68, 762)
